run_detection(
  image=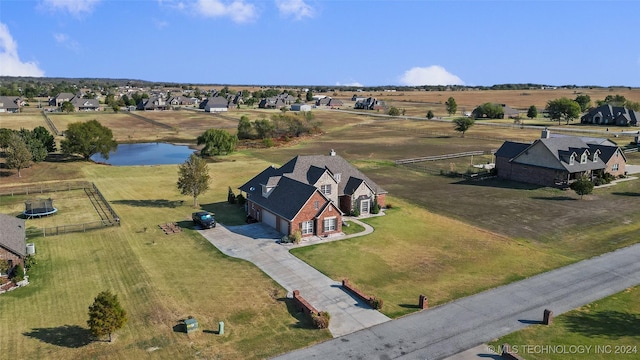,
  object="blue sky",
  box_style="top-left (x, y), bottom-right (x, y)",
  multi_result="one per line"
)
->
top-left (1, 0), bottom-right (639, 87)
